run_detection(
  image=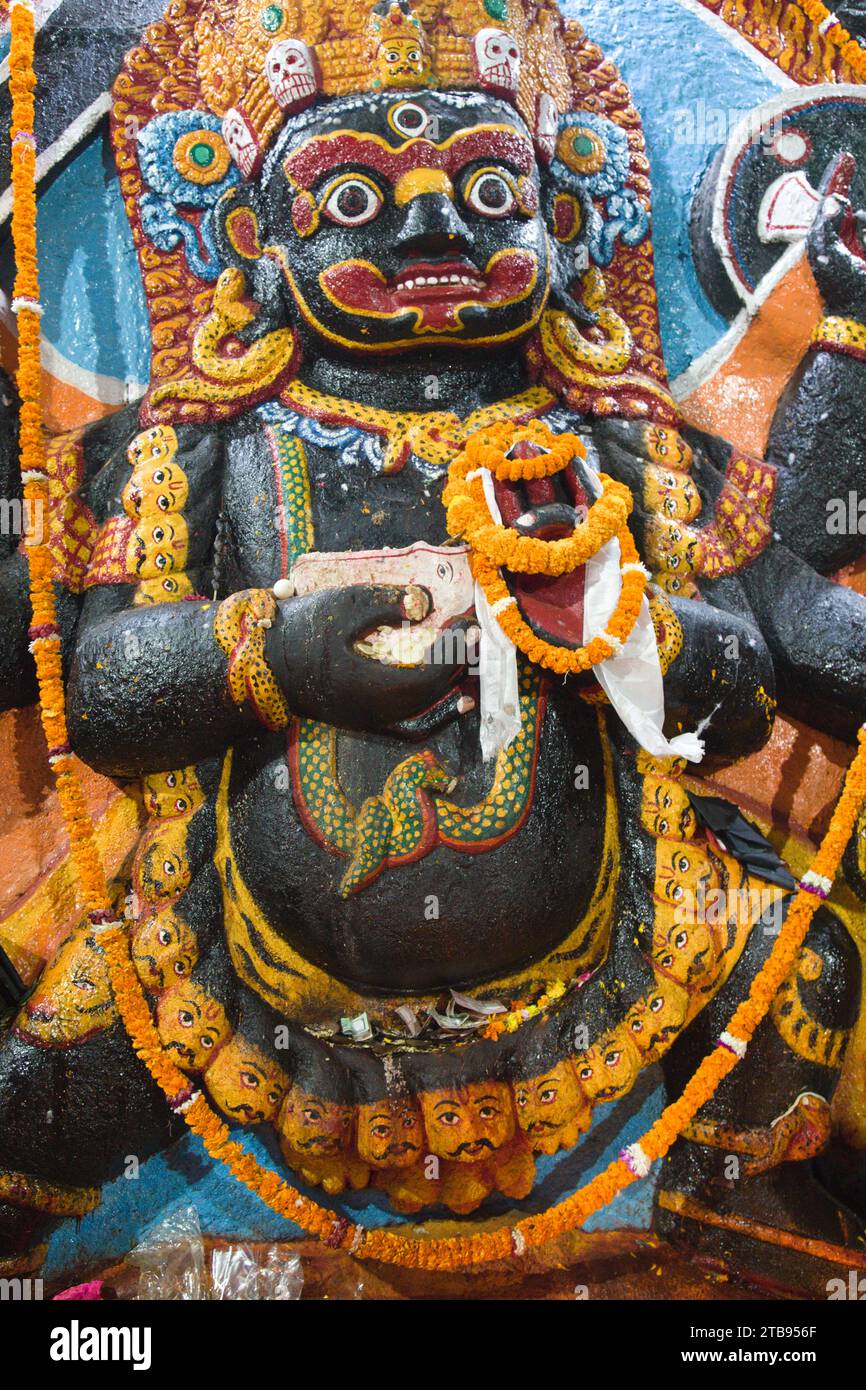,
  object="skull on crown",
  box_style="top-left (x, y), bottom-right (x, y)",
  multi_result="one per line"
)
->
top-left (265, 39), bottom-right (321, 114)
top-left (221, 107), bottom-right (263, 180)
top-left (472, 27), bottom-right (521, 100)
